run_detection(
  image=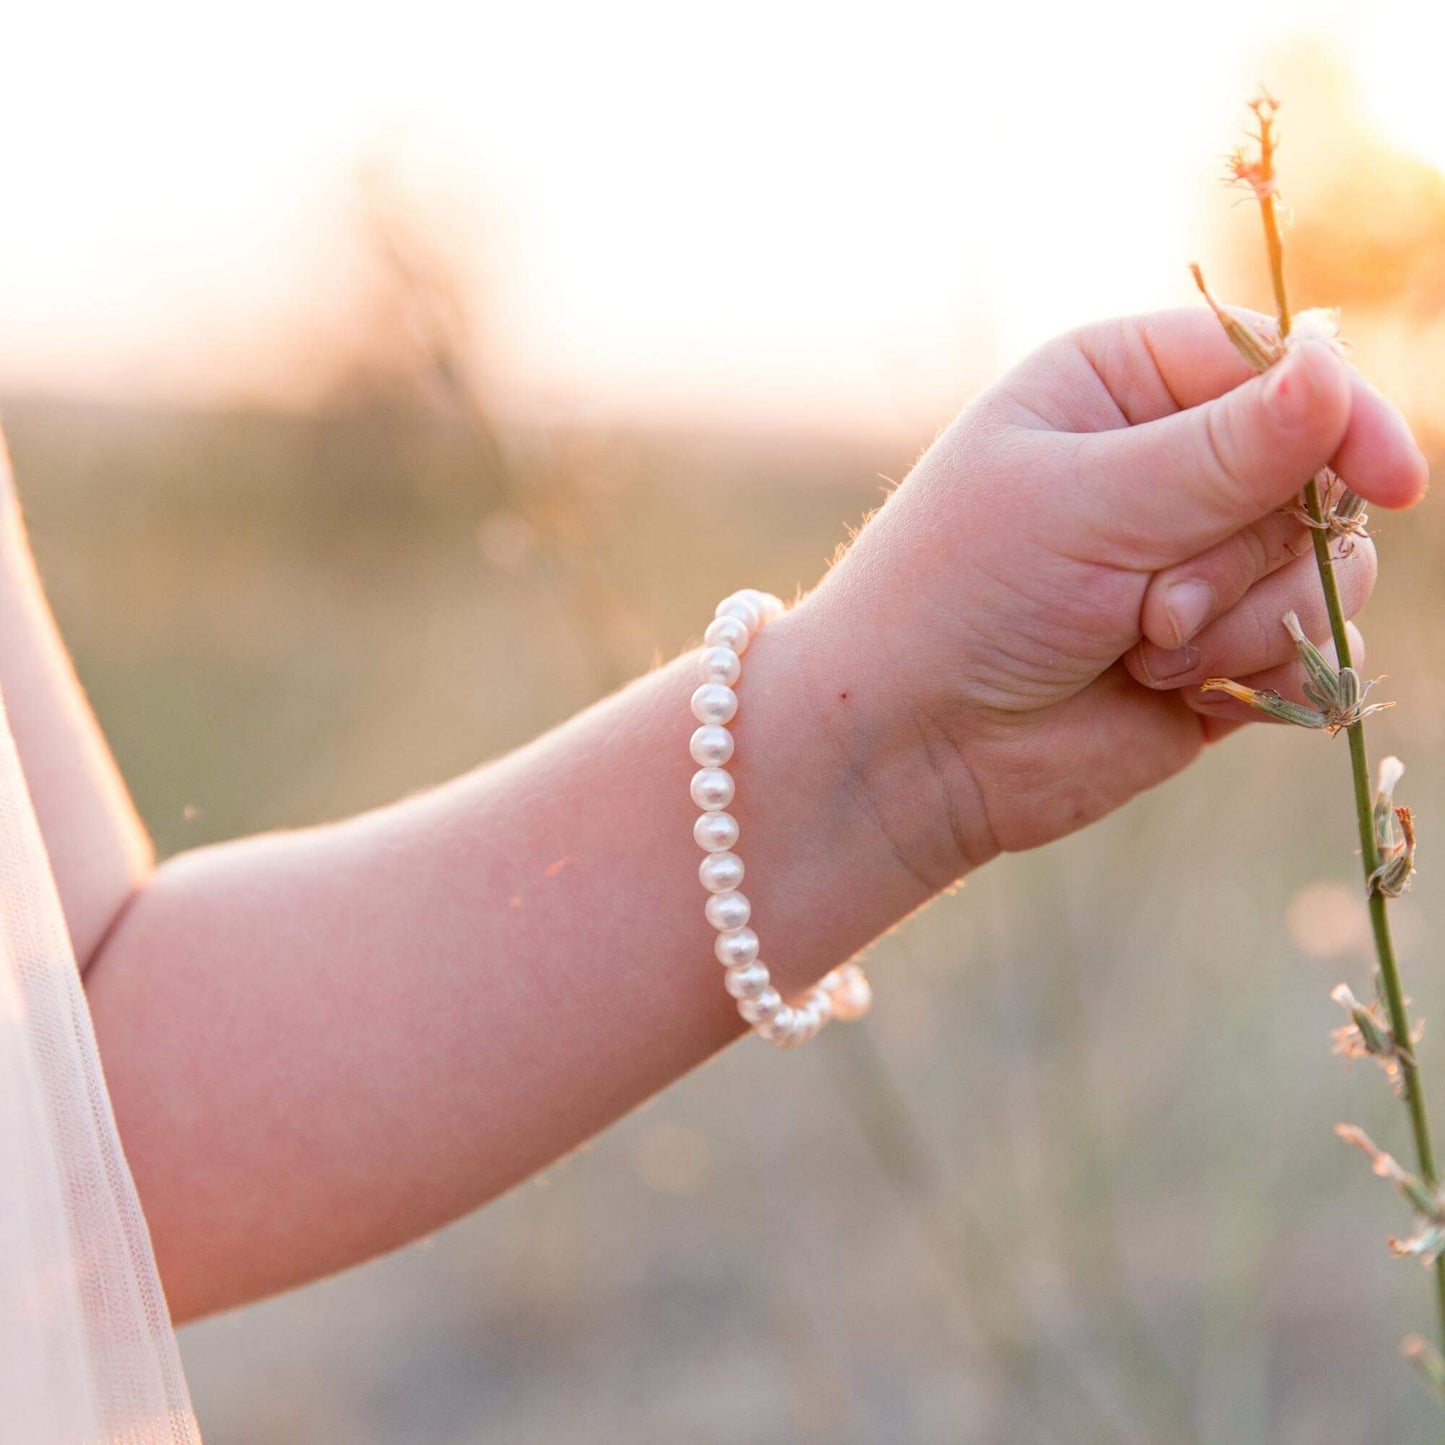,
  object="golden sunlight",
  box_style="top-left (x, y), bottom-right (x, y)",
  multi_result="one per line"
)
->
top-left (1353, 36), bottom-right (1445, 175)
top-left (0, 0), bottom-right (1433, 429)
